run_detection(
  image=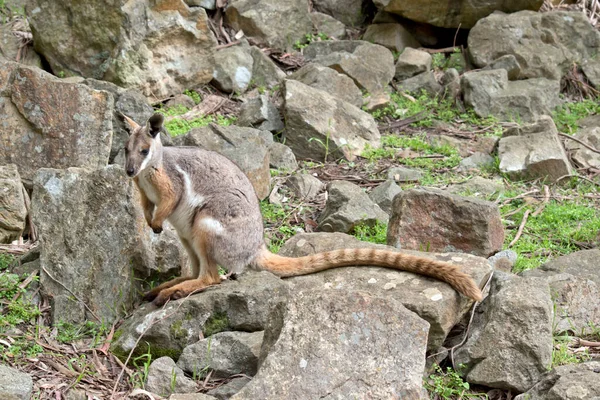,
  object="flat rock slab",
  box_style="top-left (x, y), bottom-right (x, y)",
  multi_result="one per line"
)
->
top-left (278, 232), bottom-right (492, 350)
top-left (498, 116), bottom-right (573, 182)
top-left (0, 60), bottom-right (112, 184)
top-left (387, 188), bottom-right (504, 257)
top-left (111, 272), bottom-right (288, 361)
top-left (454, 272), bottom-right (553, 393)
top-left (233, 290), bottom-right (429, 399)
